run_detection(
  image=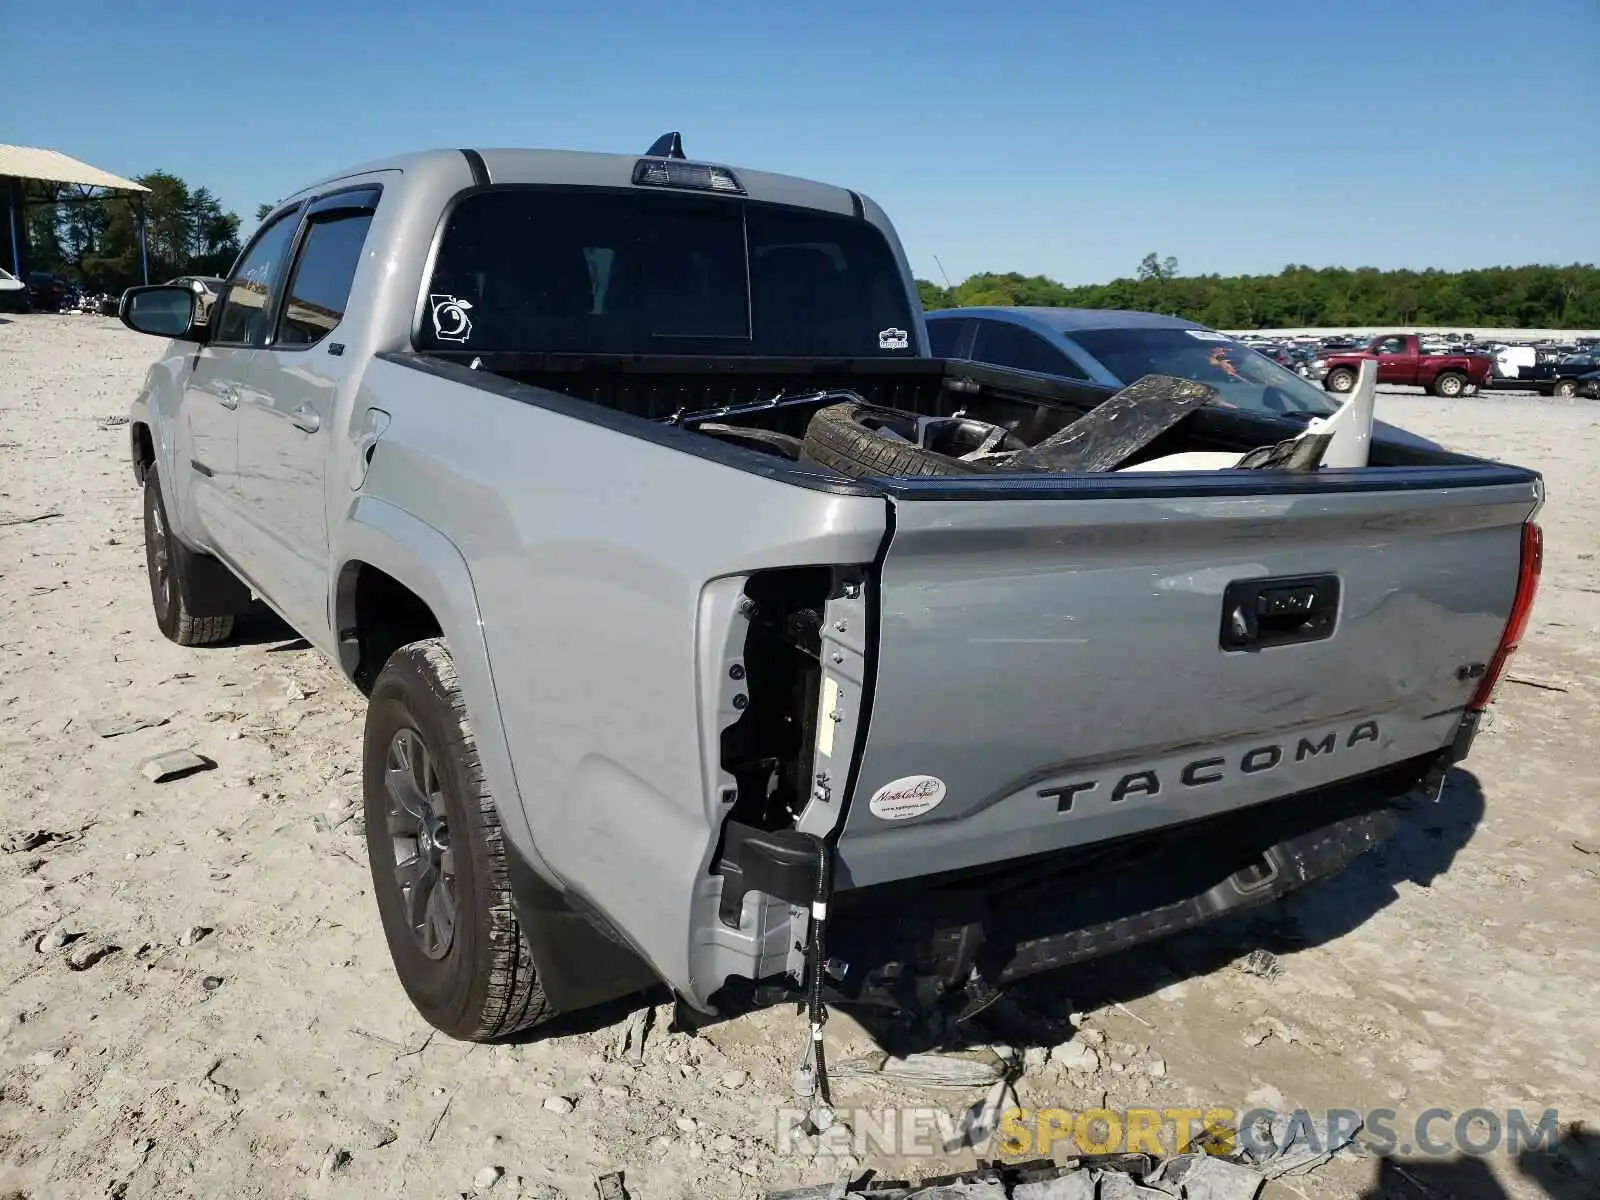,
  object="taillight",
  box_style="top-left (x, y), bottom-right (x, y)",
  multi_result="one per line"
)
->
top-left (1468, 522), bottom-right (1543, 712)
